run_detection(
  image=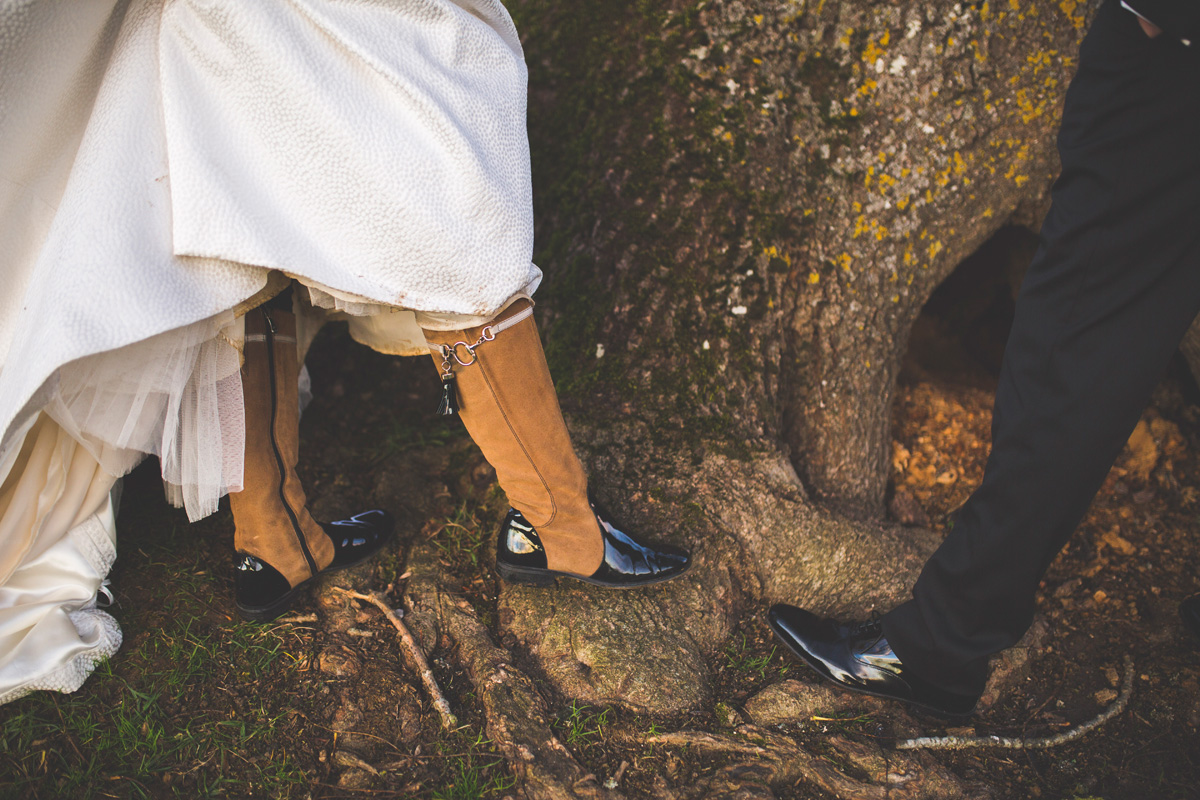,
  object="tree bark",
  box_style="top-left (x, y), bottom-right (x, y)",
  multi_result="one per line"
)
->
top-left (366, 5), bottom-right (1107, 795)
top-left (516, 0), bottom-right (1082, 513)
top-left (492, 0), bottom-right (1089, 728)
